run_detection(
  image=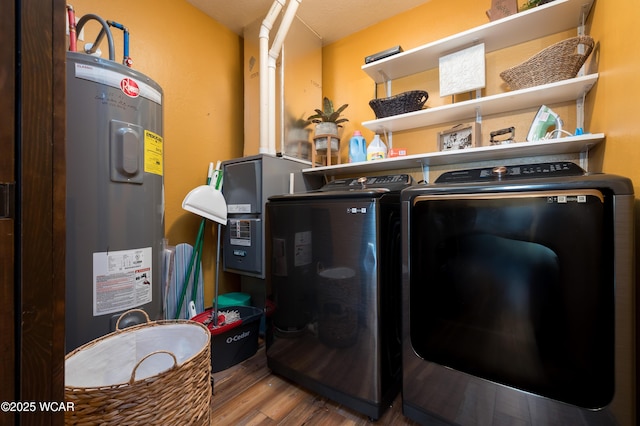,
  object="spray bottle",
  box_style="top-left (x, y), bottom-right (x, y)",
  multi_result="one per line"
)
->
top-left (367, 134), bottom-right (387, 160)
